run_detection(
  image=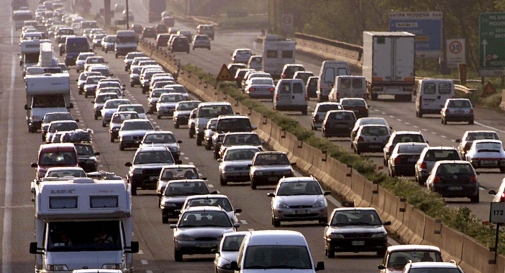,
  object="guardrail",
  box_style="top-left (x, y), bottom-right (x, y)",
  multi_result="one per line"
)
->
top-left (138, 39), bottom-right (504, 273)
